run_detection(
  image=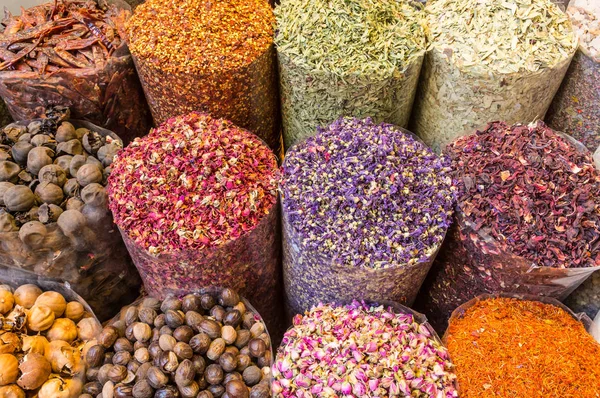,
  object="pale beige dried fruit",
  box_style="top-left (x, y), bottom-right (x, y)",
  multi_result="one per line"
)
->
top-left (27, 305), bottom-right (55, 332)
top-left (0, 354), bottom-right (19, 386)
top-left (64, 301), bottom-right (84, 322)
top-left (13, 284), bottom-right (42, 309)
top-left (0, 384), bottom-right (25, 398)
top-left (35, 291), bottom-right (66, 318)
top-left (46, 318), bottom-right (78, 343)
top-left (22, 336), bottom-right (49, 356)
top-left (0, 290), bottom-right (14, 314)
top-left (17, 353), bottom-right (51, 390)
